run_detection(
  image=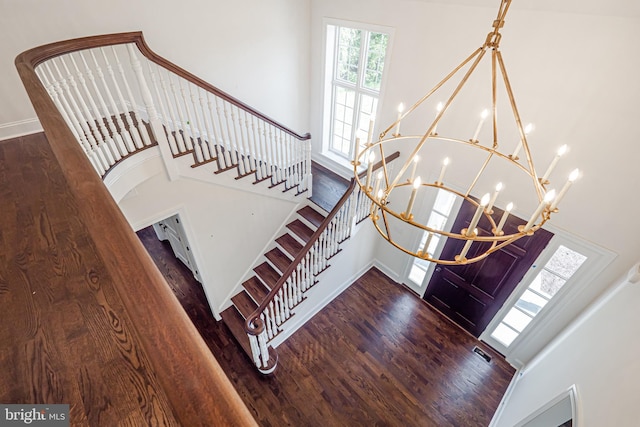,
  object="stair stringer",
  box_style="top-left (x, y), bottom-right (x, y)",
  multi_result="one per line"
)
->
top-left (268, 216), bottom-right (380, 348)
